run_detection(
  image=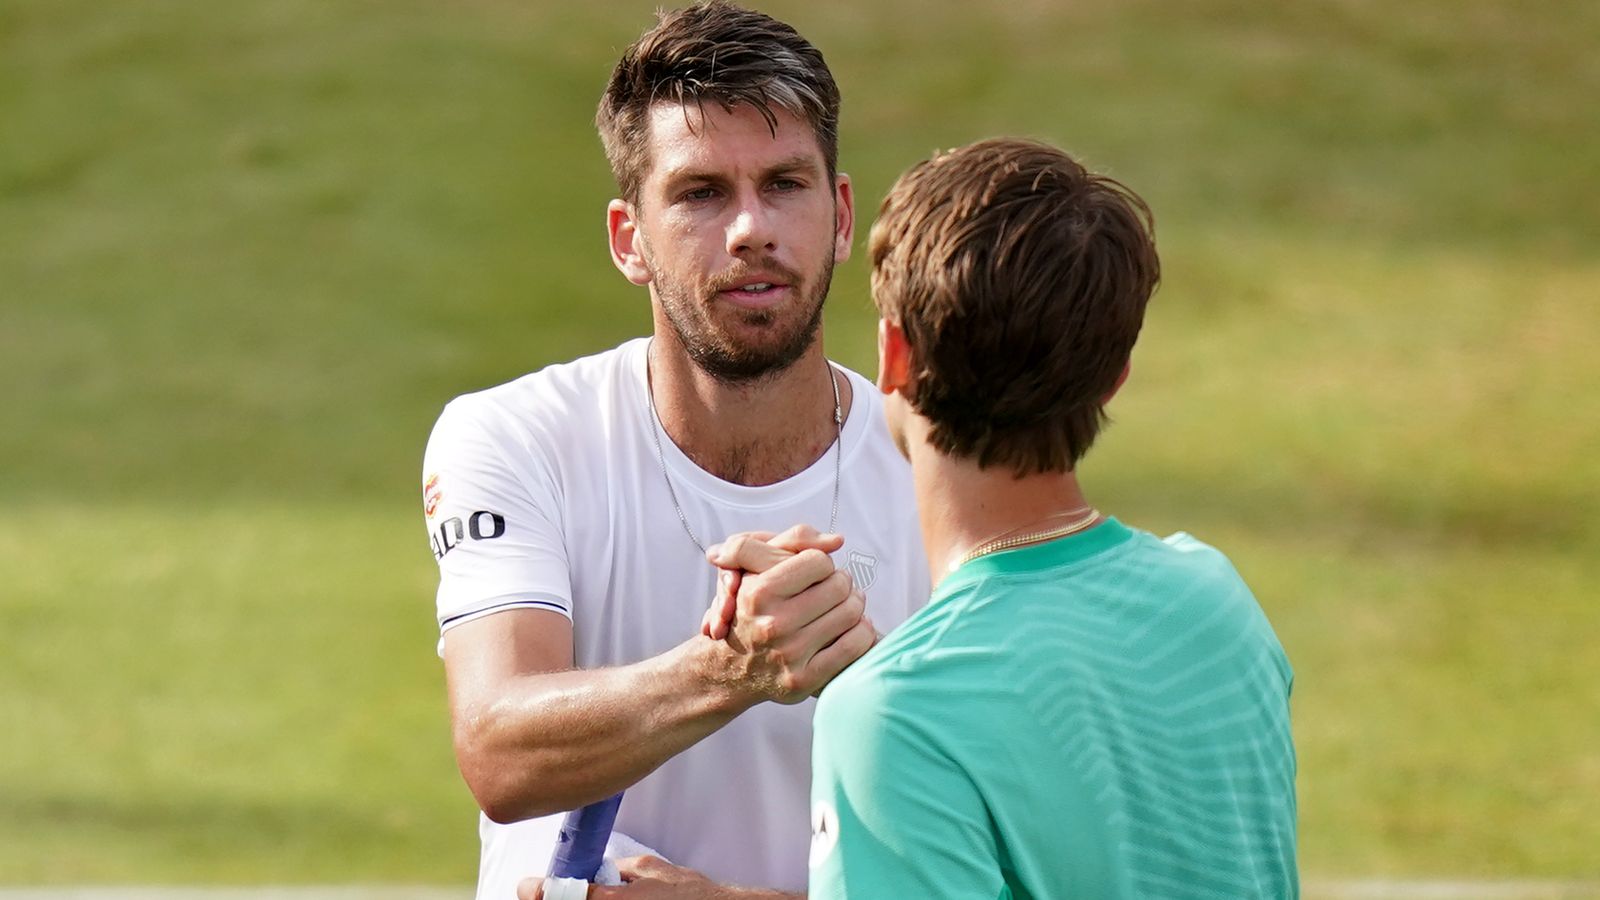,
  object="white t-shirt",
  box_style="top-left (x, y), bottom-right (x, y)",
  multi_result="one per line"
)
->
top-left (421, 338), bottom-right (928, 899)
